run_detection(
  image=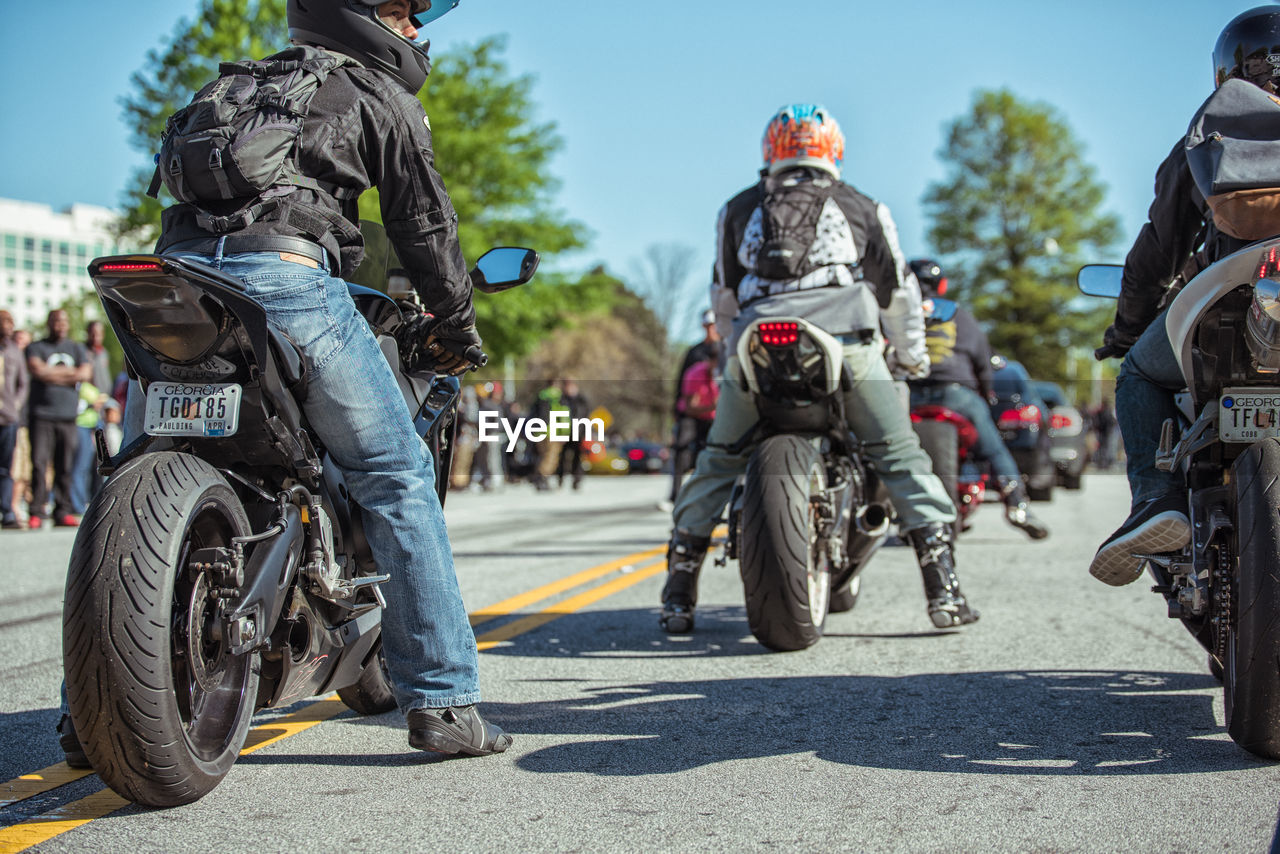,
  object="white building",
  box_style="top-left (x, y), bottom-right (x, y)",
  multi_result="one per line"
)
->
top-left (0, 198), bottom-right (136, 332)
